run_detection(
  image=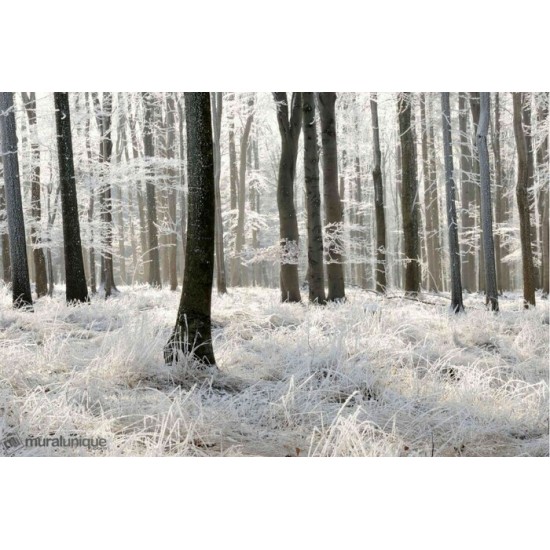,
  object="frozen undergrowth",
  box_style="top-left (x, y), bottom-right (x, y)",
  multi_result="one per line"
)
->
top-left (0, 282), bottom-right (548, 457)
